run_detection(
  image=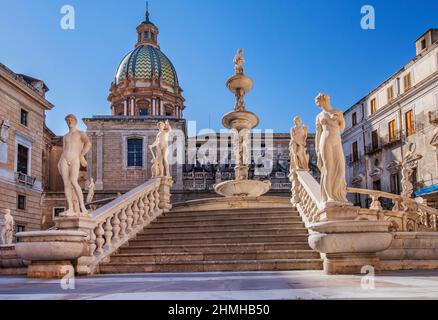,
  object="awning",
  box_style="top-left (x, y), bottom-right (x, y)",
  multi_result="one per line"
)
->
top-left (415, 184), bottom-right (438, 197)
